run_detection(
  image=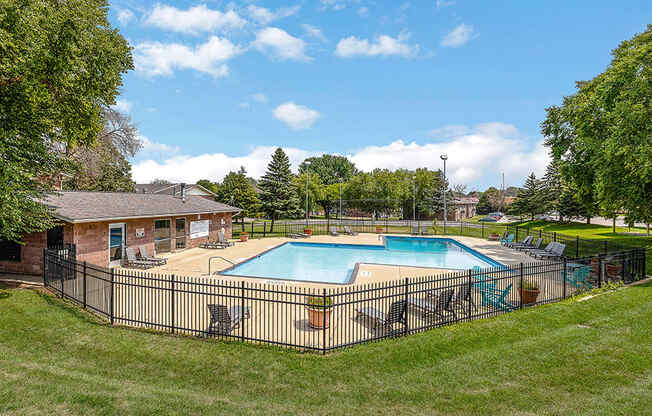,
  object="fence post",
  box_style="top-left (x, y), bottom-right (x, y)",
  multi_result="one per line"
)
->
top-left (553, 232), bottom-right (557, 242)
top-left (251, 221), bottom-right (254, 237)
top-left (263, 221), bottom-right (267, 237)
top-left (621, 255), bottom-right (626, 283)
top-left (460, 220), bottom-right (463, 235)
top-left (597, 255), bottom-right (603, 288)
top-left (468, 269), bottom-right (473, 320)
top-left (83, 261), bottom-right (87, 308)
top-left (603, 240), bottom-right (608, 254)
top-left (404, 278), bottom-right (409, 336)
top-left (322, 288), bottom-right (327, 355)
top-left (42, 249), bottom-right (47, 289)
top-left (110, 268), bottom-right (115, 325)
top-left (576, 236), bottom-right (580, 258)
top-left (241, 280), bottom-right (245, 343)
top-left (515, 225), bottom-right (519, 241)
top-left (562, 258), bottom-right (567, 299)
top-left (519, 263), bottom-right (524, 310)
top-left (481, 222), bottom-right (485, 238)
top-left (539, 229), bottom-right (542, 239)
top-left (171, 274), bottom-right (175, 334)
